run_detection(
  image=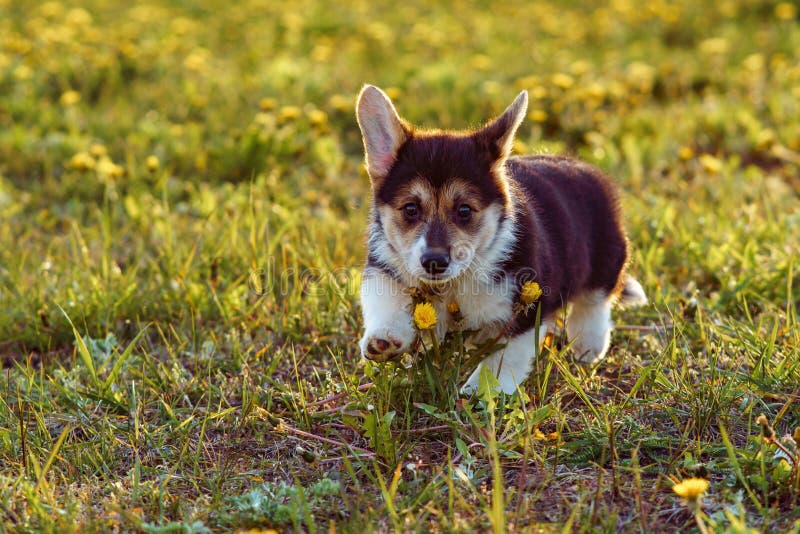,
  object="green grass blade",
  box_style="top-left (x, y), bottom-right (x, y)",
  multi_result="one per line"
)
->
top-left (35, 424), bottom-right (71, 491)
top-left (58, 305), bottom-right (97, 386)
top-left (102, 324), bottom-right (149, 393)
